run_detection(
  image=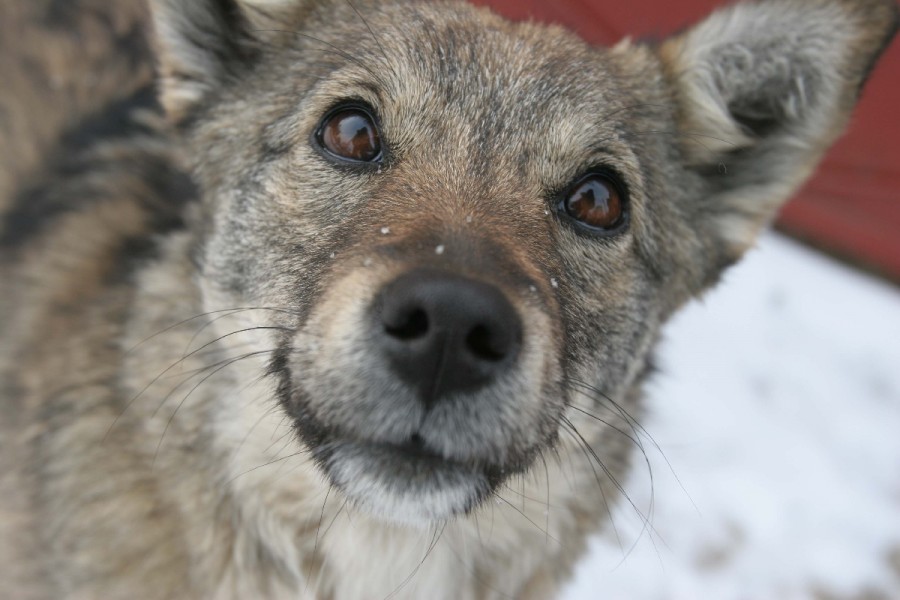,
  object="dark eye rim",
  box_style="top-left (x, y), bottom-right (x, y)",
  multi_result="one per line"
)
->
top-left (555, 170), bottom-right (631, 238)
top-left (312, 101), bottom-right (385, 166)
